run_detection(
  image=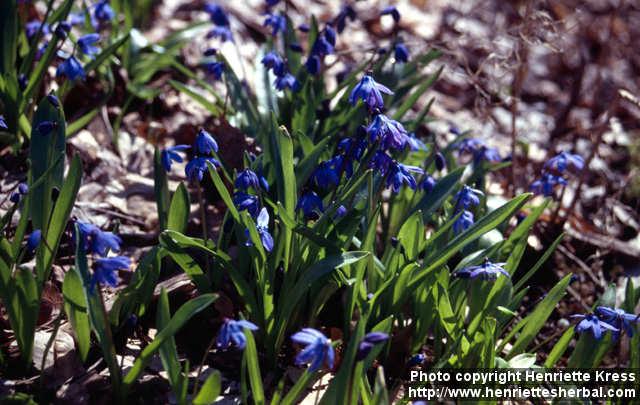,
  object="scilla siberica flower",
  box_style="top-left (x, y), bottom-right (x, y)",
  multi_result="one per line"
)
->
top-left (297, 191), bottom-right (324, 218)
top-left (456, 259), bottom-right (509, 281)
top-left (386, 162), bottom-right (423, 193)
top-left (233, 192), bottom-right (260, 217)
top-left (291, 328), bottom-right (335, 372)
top-left (263, 12), bottom-right (286, 36)
top-left (91, 256), bottom-right (131, 292)
top-left (595, 306), bottom-right (638, 338)
top-left (356, 332), bottom-right (389, 361)
top-left (37, 120), bottom-right (57, 136)
top-left (185, 157), bottom-right (220, 182)
top-left (261, 51), bottom-right (284, 73)
top-left (349, 73), bottom-right (393, 112)
top-left (77, 221), bottom-right (122, 257)
top-left (26, 230), bottom-right (42, 253)
top-left (394, 42), bottom-right (409, 63)
top-left (543, 151), bottom-right (584, 174)
top-left (0, 115), bottom-right (7, 130)
top-left (380, 6), bottom-right (401, 22)
top-left (161, 145), bottom-right (190, 172)
top-left (207, 26), bottom-right (233, 42)
top-left (455, 138), bottom-right (501, 163)
top-left (78, 33), bottom-right (100, 56)
top-left (204, 61), bottom-right (224, 80)
top-left (530, 173), bottom-right (567, 197)
top-left (334, 4), bottom-right (357, 33)
top-left (454, 185), bottom-right (482, 210)
top-left (571, 313), bottom-right (618, 340)
top-left (217, 318), bottom-right (258, 350)
top-left (55, 22), bottom-right (71, 39)
top-left (311, 157), bottom-right (342, 189)
top-left (205, 3), bottom-right (230, 26)
top-left (370, 151), bottom-right (394, 174)
top-left (406, 133), bottom-right (427, 151)
top-left (453, 209), bottom-right (474, 234)
top-left (274, 72), bottom-right (299, 91)
top-left (235, 169), bottom-right (262, 191)
top-left (367, 114), bottom-right (408, 150)
top-left (195, 129), bottom-right (219, 155)
top-left (421, 175), bottom-right (436, 193)
top-left (245, 207), bottom-right (274, 252)
top-left (94, 0), bottom-right (115, 23)
top-left (57, 56), bottom-right (86, 81)
top-left (25, 21), bottom-right (50, 39)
